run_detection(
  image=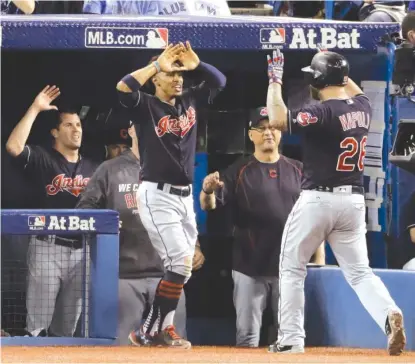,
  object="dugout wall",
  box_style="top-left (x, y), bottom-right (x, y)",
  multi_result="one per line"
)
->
top-left (1, 15), bottom-right (414, 349)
